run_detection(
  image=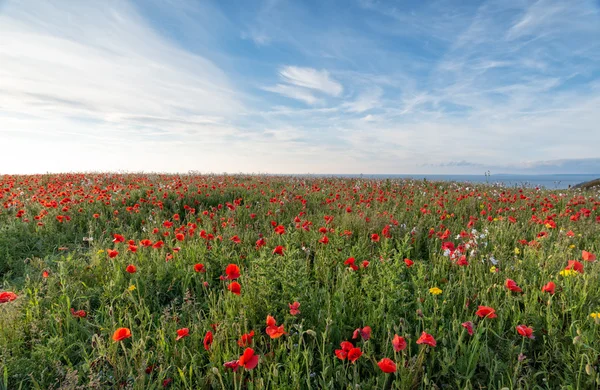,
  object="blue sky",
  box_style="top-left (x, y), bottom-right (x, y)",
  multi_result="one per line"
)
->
top-left (1, 0), bottom-right (599, 174)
